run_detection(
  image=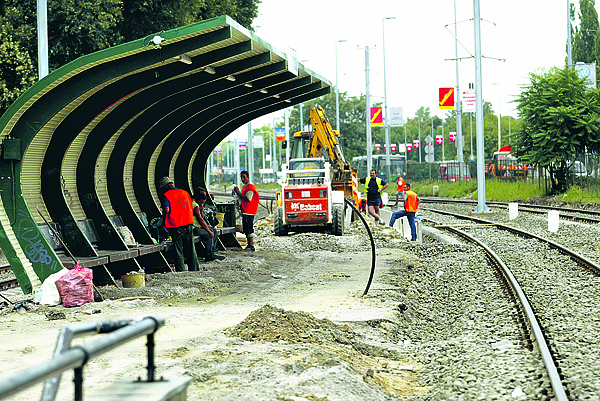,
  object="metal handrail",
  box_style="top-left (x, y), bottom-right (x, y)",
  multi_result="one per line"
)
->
top-left (0, 316), bottom-right (164, 401)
